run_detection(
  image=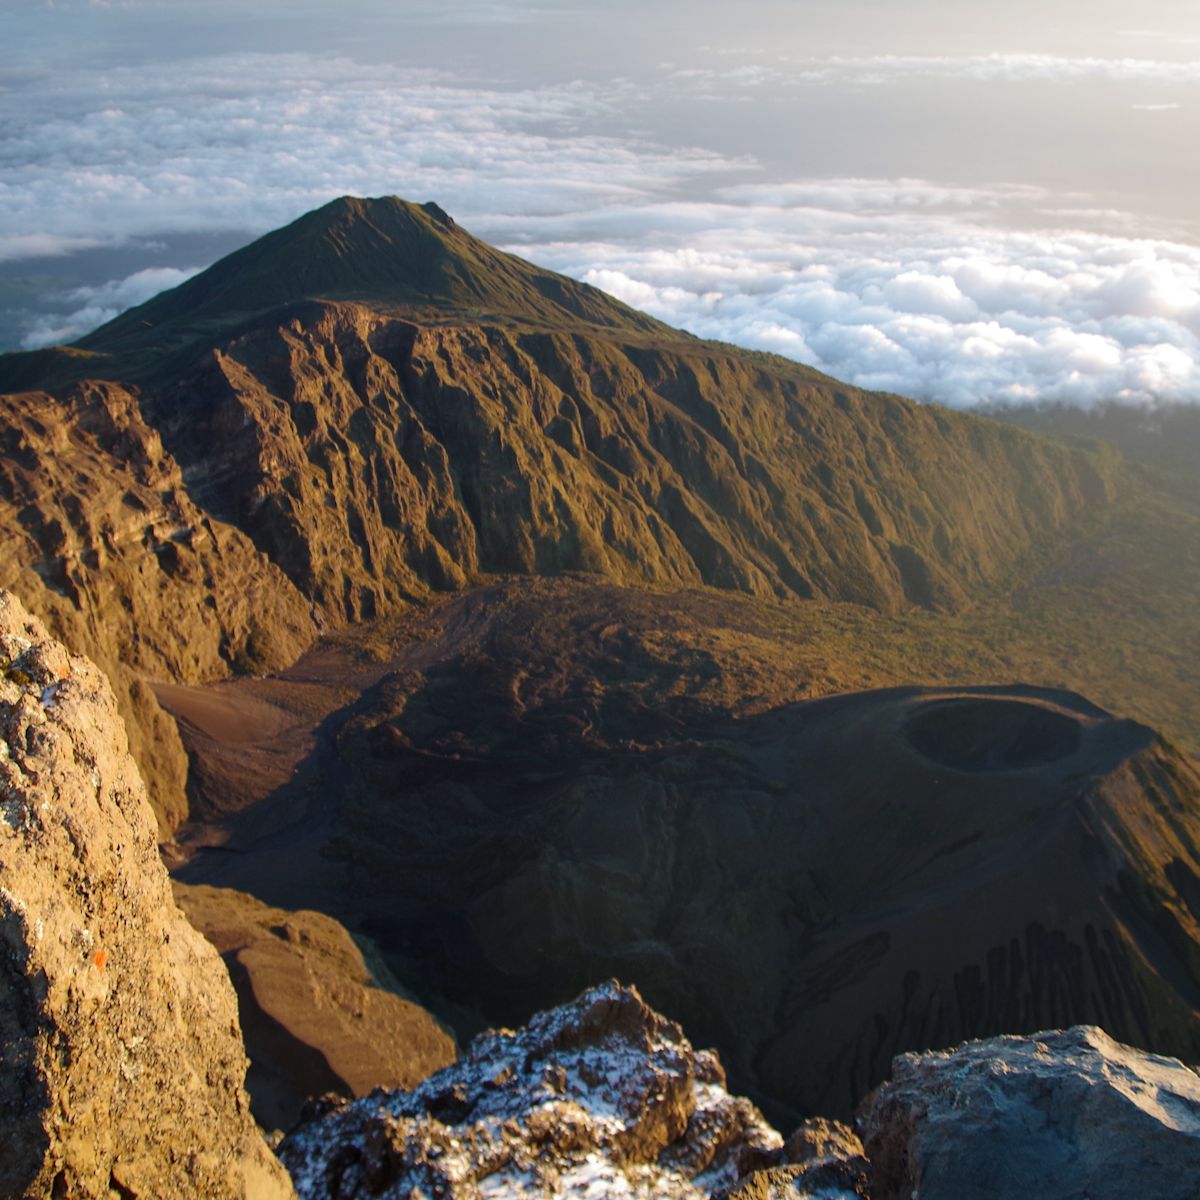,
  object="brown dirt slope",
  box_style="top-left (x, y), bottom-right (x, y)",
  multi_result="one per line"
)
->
top-left (174, 883), bottom-right (456, 1132)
